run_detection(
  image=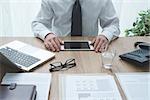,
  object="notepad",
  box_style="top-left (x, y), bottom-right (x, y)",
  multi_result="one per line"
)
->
top-left (1, 73), bottom-right (51, 100)
top-left (59, 74), bottom-right (122, 100)
top-left (116, 73), bottom-right (150, 100)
